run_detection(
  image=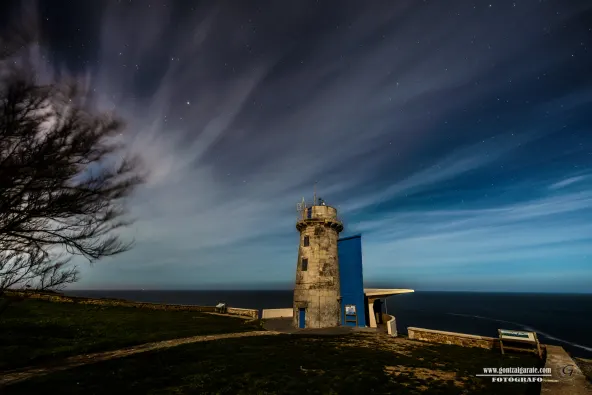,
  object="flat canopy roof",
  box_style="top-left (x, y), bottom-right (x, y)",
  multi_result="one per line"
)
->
top-left (364, 288), bottom-right (415, 298)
